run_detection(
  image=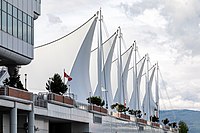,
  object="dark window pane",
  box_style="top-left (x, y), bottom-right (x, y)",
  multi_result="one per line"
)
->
top-left (23, 23), bottom-right (27, 42)
top-left (2, 11), bottom-right (7, 32)
top-left (23, 12), bottom-right (27, 23)
top-left (18, 10), bottom-right (22, 21)
top-left (8, 3), bottom-right (12, 15)
top-left (13, 18), bottom-right (17, 37)
top-left (28, 26), bottom-right (31, 44)
top-left (8, 15), bottom-right (12, 34)
top-left (2, 0), bottom-right (6, 12)
top-left (13, 7), bottom-right (17, 18)
top-left (18, 20), bottom-right (22, 39)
